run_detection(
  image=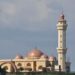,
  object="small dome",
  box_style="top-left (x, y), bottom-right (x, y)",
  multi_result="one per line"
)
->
top-left (58, 13), bottom-right (66, 22)
top-left (49, 56), bottom-right (56, 61)
top-left (41, 54), bottom-right (48, 58)
top-left (27, 48), bottom-right (43, 58)
top-left (60, 14), bottom-right (64, 19)
top-left (15, 54), bottom-right (23, 59)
